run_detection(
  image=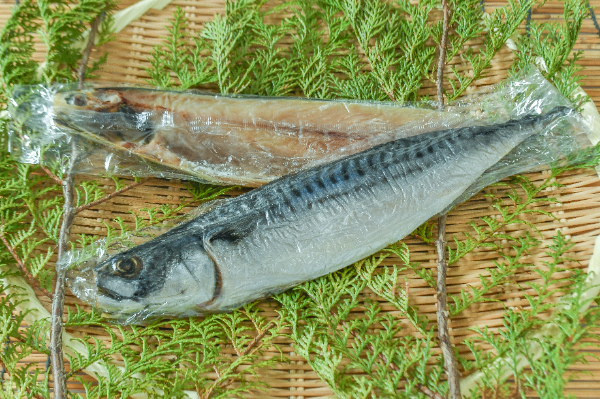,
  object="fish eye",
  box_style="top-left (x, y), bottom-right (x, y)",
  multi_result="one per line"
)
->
top-left (66, 94), bottom-right (88, 107)
top-left (114, 256), bottom-right (143, 278)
